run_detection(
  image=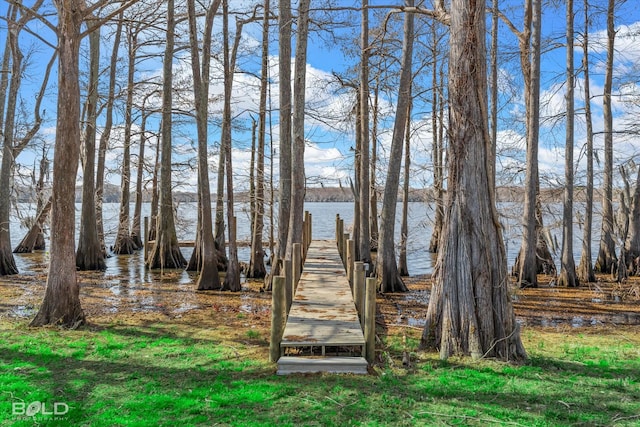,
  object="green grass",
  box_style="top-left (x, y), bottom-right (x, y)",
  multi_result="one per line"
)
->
top-left (1, 321), bottom-right (639, 426)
